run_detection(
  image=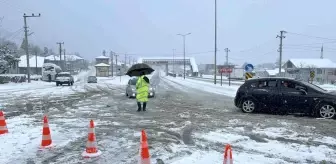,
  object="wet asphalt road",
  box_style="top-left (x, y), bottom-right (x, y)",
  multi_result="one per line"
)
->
top-left (2, 71), bottom-right (336, 164)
